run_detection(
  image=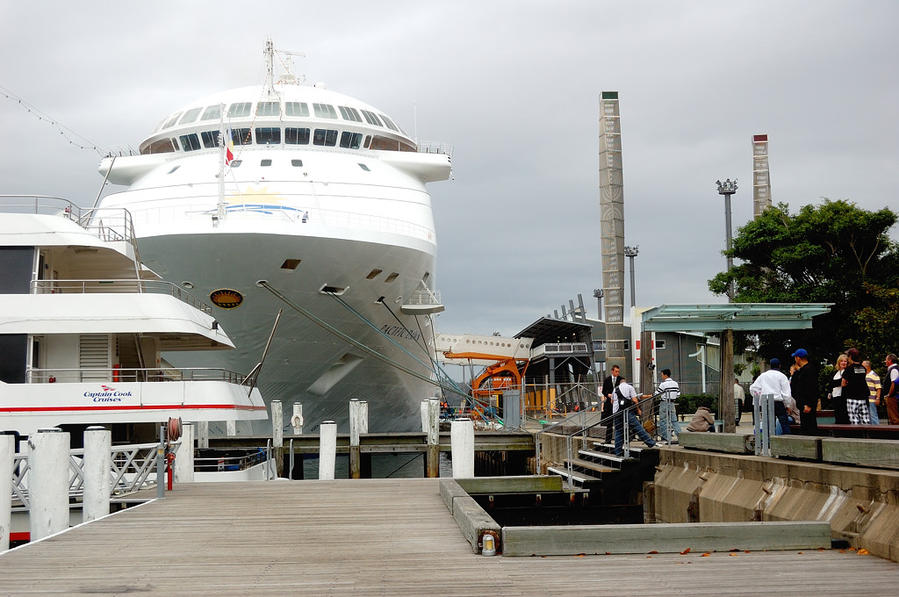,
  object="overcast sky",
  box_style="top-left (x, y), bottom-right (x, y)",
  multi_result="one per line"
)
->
top-left (2, 1), bottom-right (897, 337)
